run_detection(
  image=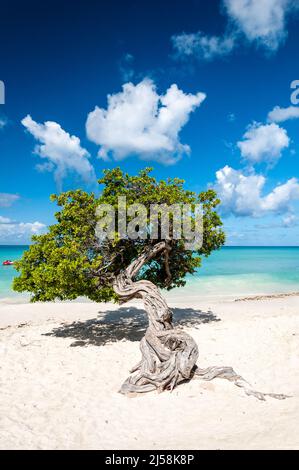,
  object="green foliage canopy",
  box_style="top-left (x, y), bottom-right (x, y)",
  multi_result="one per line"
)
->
top-left (13, 168), bottom-right (225, 302)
